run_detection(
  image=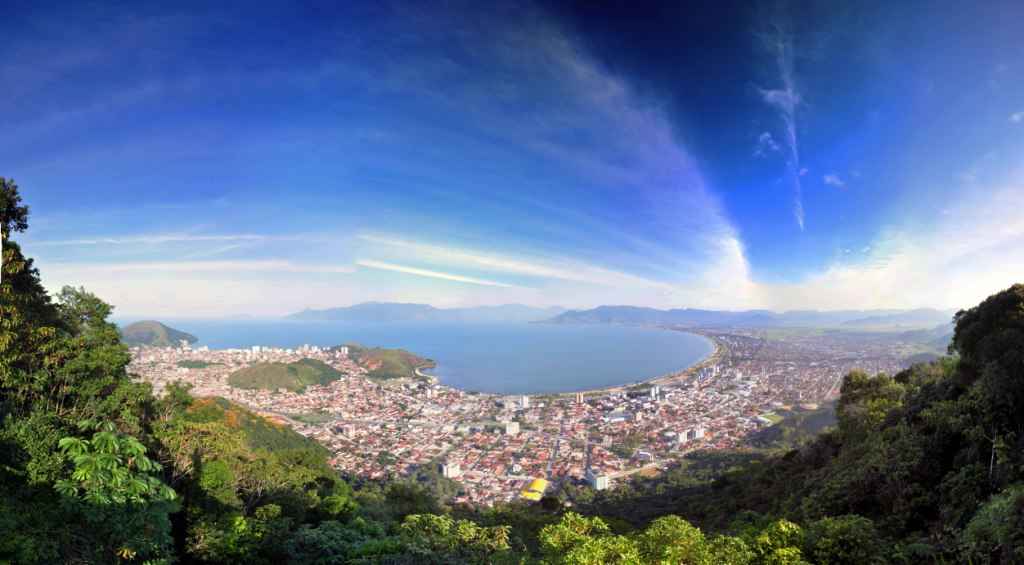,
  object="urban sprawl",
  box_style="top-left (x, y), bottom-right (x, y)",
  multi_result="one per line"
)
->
top-left (130, 328), bottom-right (921, 506)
